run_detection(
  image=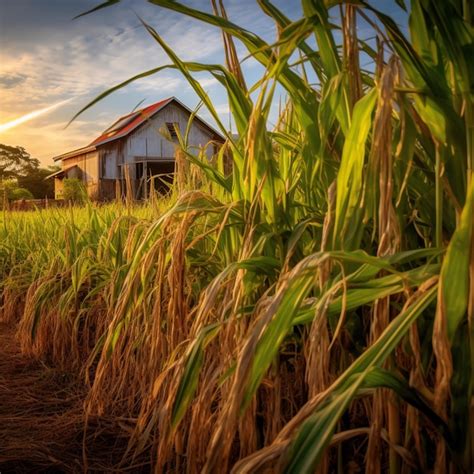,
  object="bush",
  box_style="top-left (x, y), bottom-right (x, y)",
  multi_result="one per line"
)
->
top-left (9, 187), bottom-right (34, 201)
top-left (17, 167), bottom-right (57, 199)
top-left (62, 178), bottom-right (87, 203)
top-left (0, 180), bottom-right (33, 206)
